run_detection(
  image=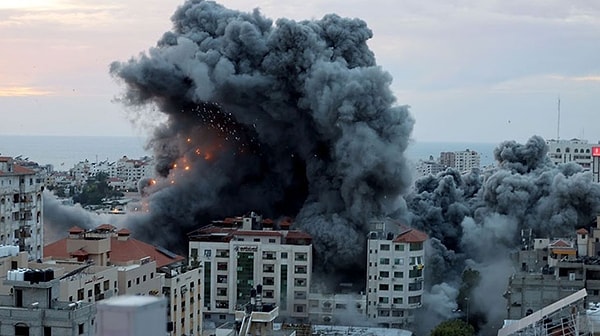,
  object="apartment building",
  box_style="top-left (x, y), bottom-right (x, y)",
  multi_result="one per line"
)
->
top-left (414, 157), bottom-right (445, 178)
top-left (438, 150), bottom-right (481, 174)
top-left (546, 138), bottom-right (594, 170)
top-left (505, 219), bottom-right (600, 320)
top-left (366, 220), bottom-right (428, 329)
top-left (0, 156), bottom-right (44, 260)
top-left (308, 292), bottom-right (367, 325)
top-left (188, 212), bottom-right (312, 324)
top-left (0, 276), bottom-right (96, 336)
top-left (44, 224), bottom-right (202, 336)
